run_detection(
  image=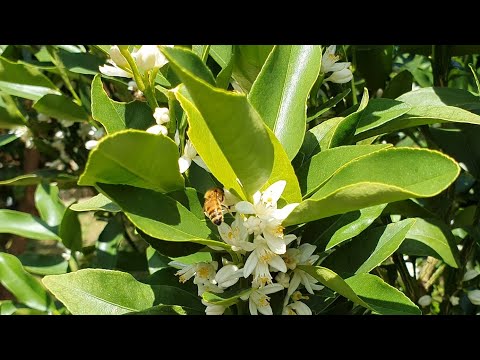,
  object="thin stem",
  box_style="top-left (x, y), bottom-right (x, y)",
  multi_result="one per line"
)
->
top-left (68, 254), bottom-right (79, 272)
top-left (47, 46), bottom-right (82, 104)
top-left (119, 48), bottom-right (146, 91)
top-left (201, 45), bottom-right (211, 63)
top-left (393, 252), bottom-right (418, 301)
